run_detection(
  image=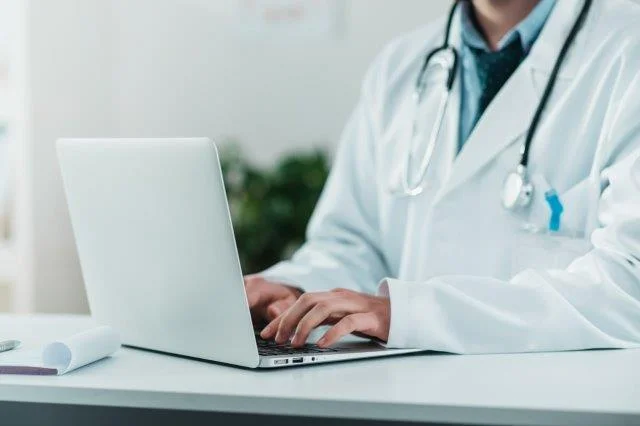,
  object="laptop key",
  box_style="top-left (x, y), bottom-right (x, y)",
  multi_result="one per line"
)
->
top-left (256, 337), bottom-right (331, 356)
